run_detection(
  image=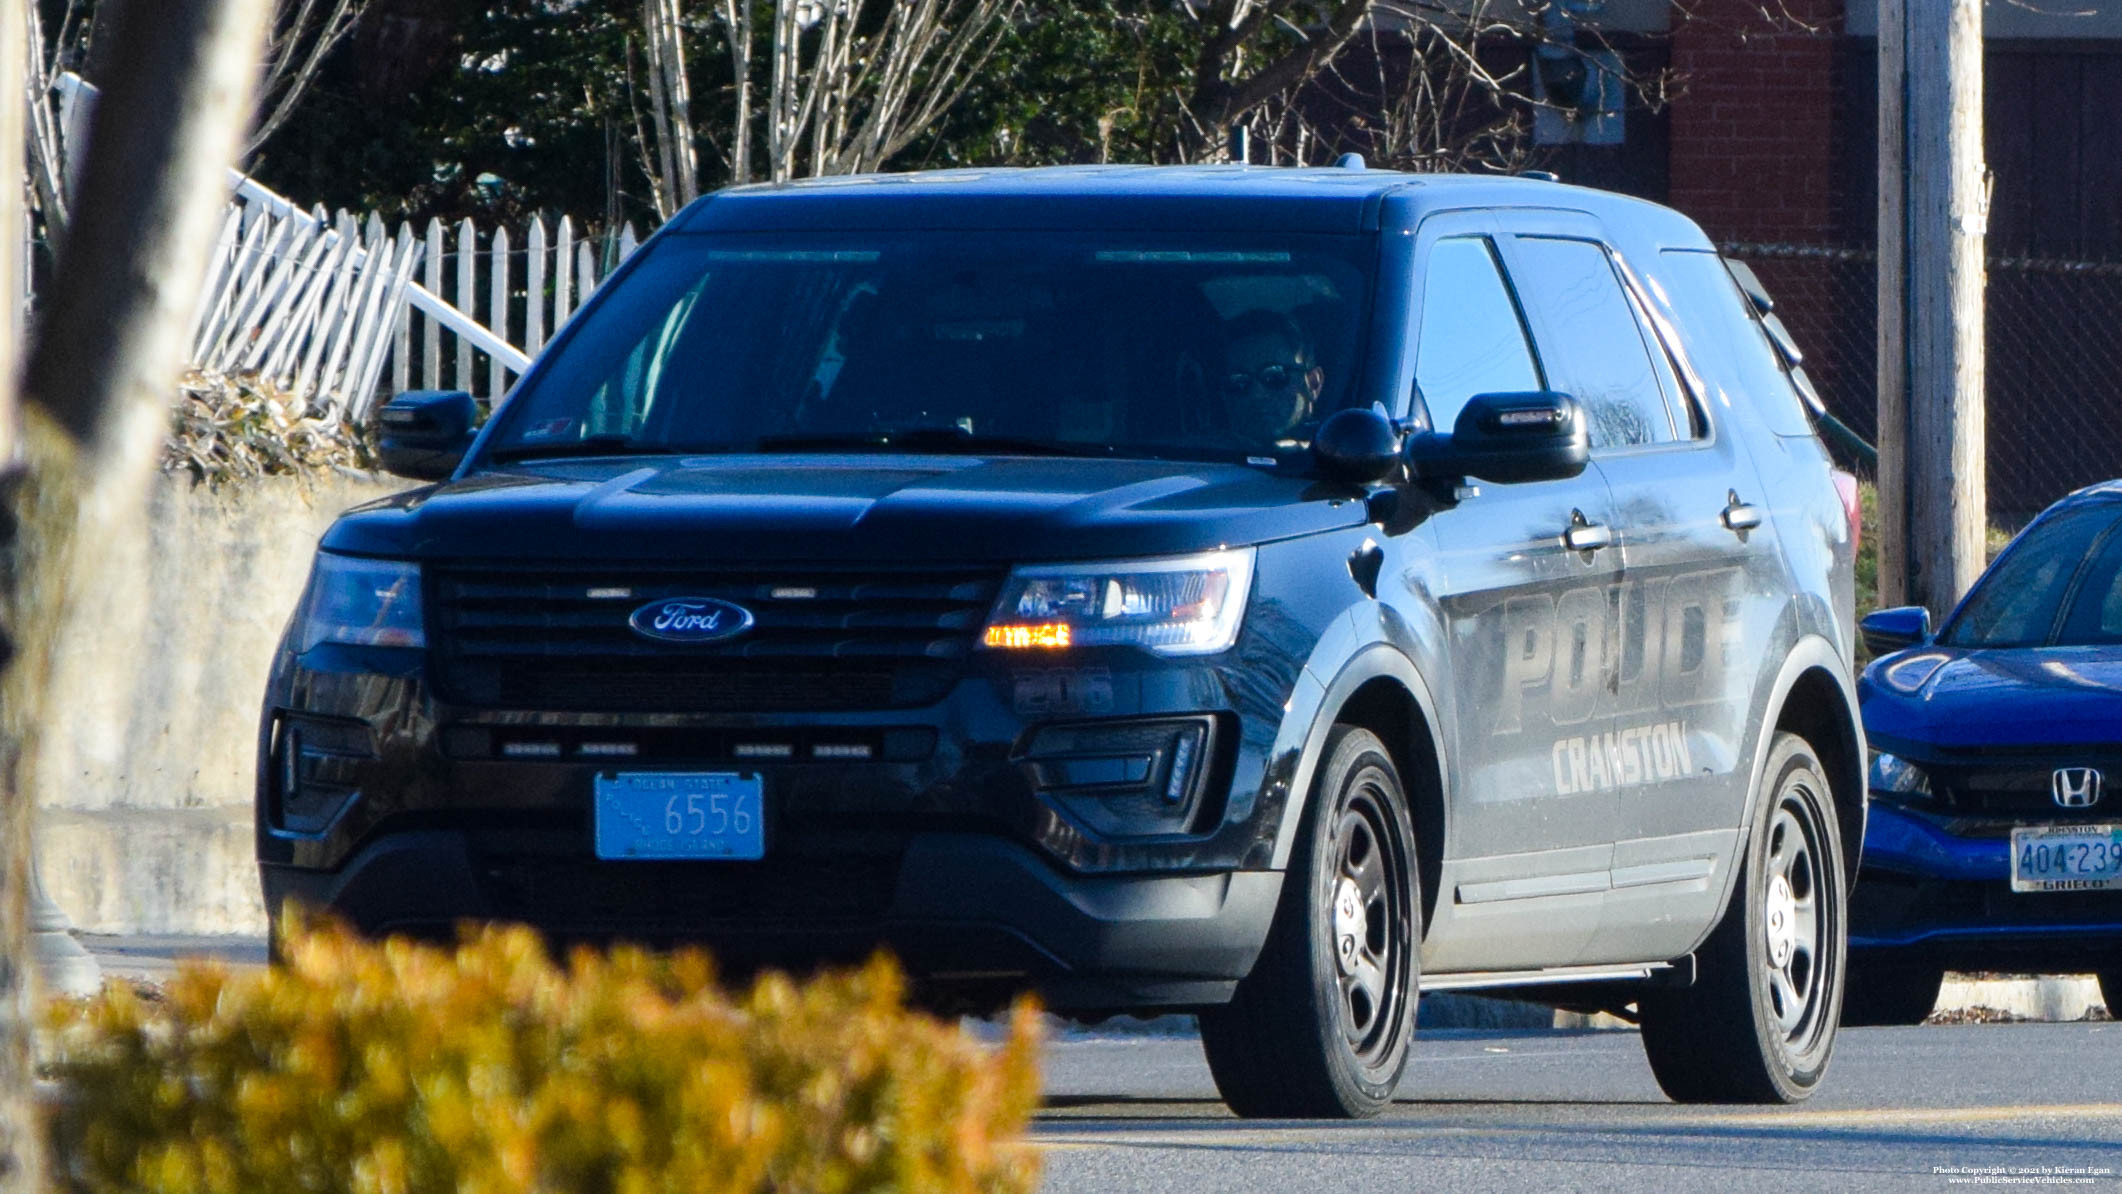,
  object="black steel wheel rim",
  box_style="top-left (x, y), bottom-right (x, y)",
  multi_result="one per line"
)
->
top-left (1327, 776), bottom-right (1414, 1066)
top-left (1761, 779), bottom-right (1836, 1053)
